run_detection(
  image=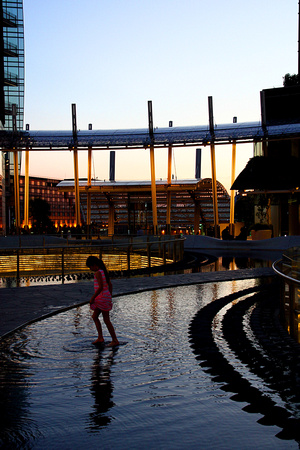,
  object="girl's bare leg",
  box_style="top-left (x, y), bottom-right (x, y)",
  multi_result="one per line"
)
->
top-left (102, 311), bottom-right (119, 346)
top-left (92, 309), bottom-right (104, 344)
